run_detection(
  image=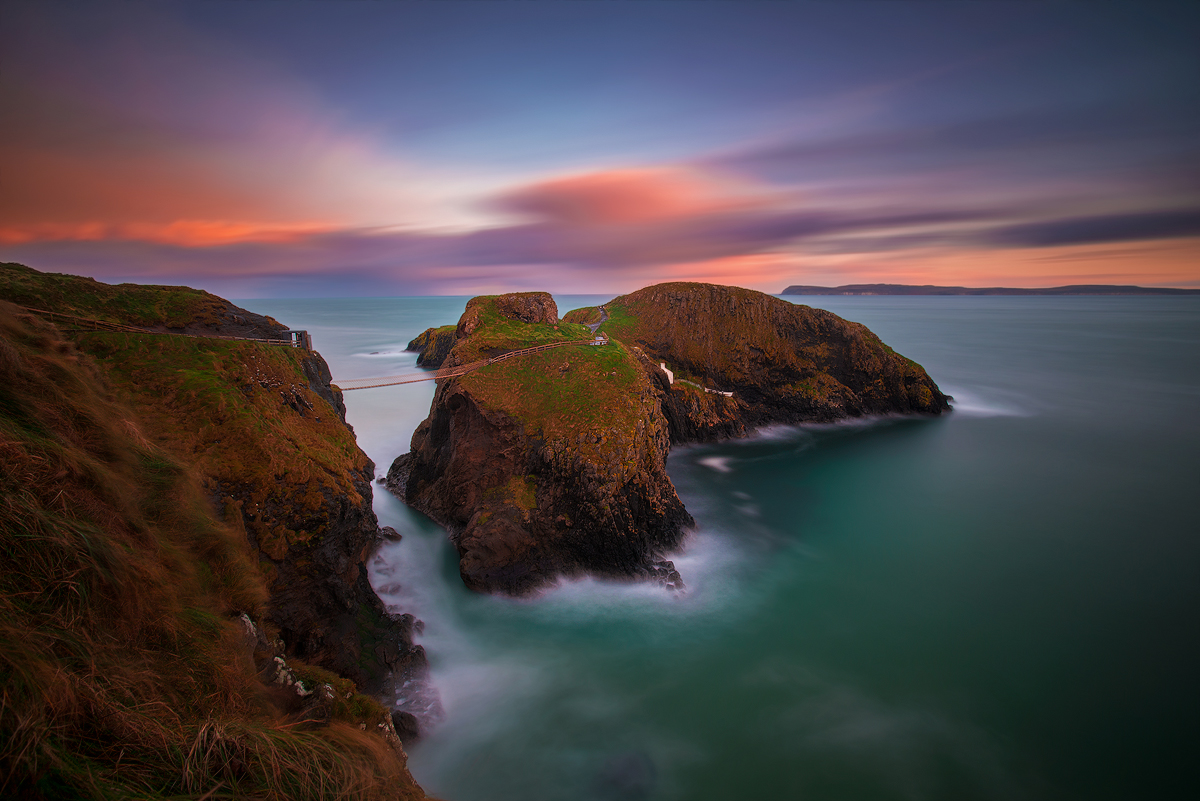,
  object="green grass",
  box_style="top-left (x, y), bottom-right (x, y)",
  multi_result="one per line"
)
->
top-left (72, 331), bottom-right (367, 560)
top-left (447, 295), bottom-right (657, 465)
top-left (0, 262), bottom-right (232, 329)
top-left (453, 297), bottom-right (592, 362)
top-left (460, 340), bottom-right (647, 449)
top-left (561, 306), bottom-right (603, 325)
